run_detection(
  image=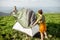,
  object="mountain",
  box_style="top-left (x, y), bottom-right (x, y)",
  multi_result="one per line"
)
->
top-left (0, 12), bottom-right (10, 16)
